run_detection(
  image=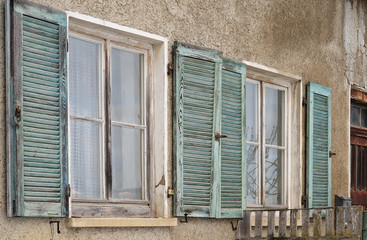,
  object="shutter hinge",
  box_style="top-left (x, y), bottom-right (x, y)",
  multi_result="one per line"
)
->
top-left (167, 187), bottom-right (174, 198)
top-left (302, 195), bottom-right (308, 207)
top-left (167, 63), bottom-right (173, 75)
top-left (67, 39), bottom-right (69, 53)
top-left (12, 200), bottom-right (16, 215)
top-left (302, 97), bottom-right (307, 106)
top-left (68, 184), bottom-right (71, 198)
